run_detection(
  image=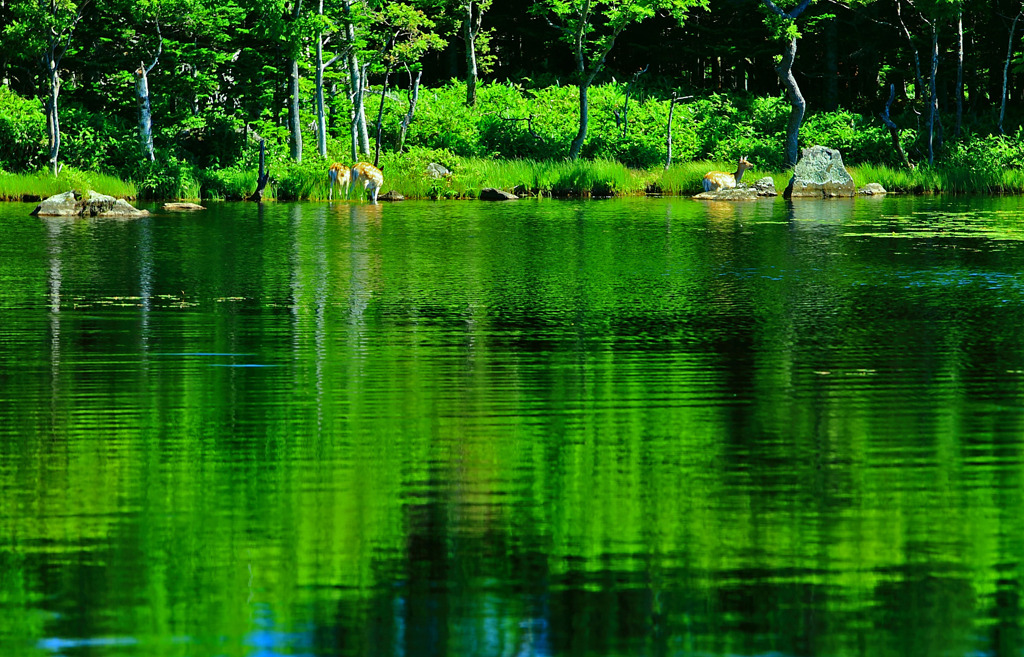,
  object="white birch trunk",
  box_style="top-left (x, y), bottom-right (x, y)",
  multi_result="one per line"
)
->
top-left (342, 0), bottom-right (370, 158)
top-left (1000, 12), bottom-right (1022, 134)
top-left (464, 1), bottom-right (479, 106)
top-left (45, 58), bottom-right (61, 177)
top-left (316, 37), bottom-right (328, 158)
top-left (135, 62), bottom-right (155, 161)
top-left (290, 58), bottom-right (302, 163)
